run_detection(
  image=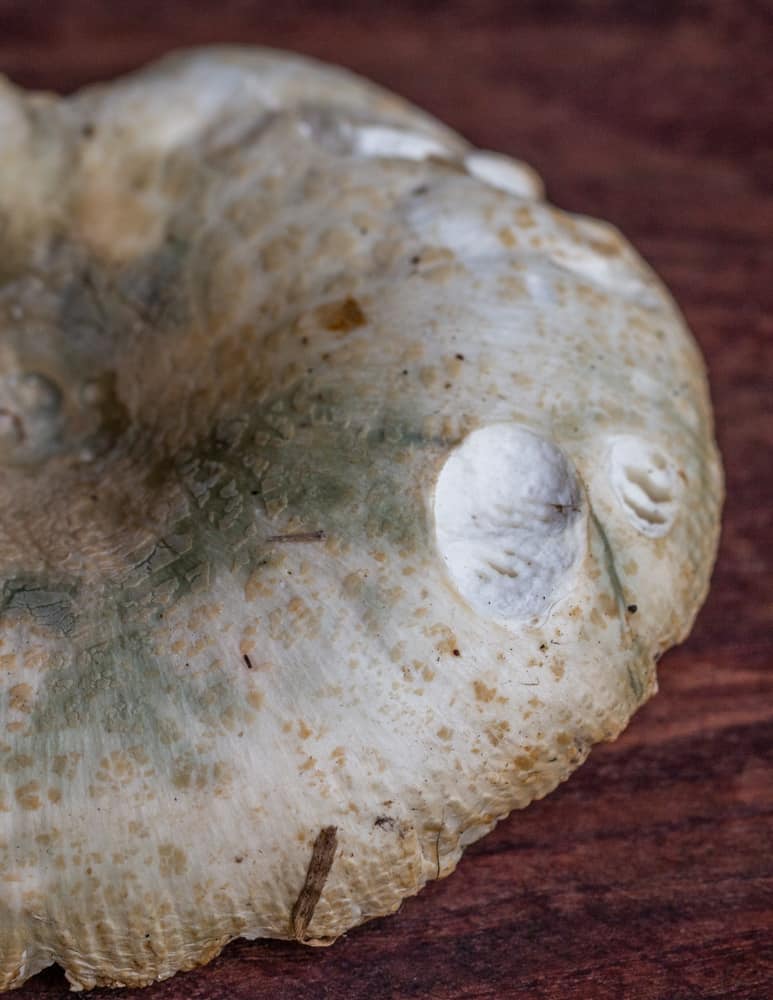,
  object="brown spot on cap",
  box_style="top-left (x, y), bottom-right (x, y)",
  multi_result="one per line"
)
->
top-left (158, 844), bottom-right (188, 877)
top-left (246, 690), bottom-right (264, 710)
top-left (8, 684), bottom-right (33, 714)
top-left (473, 680), bottom-right (496, 703)
top-left (16, 781), bottom-right (41, 810)
top-left (315, 296), bottom-right (367, 334)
